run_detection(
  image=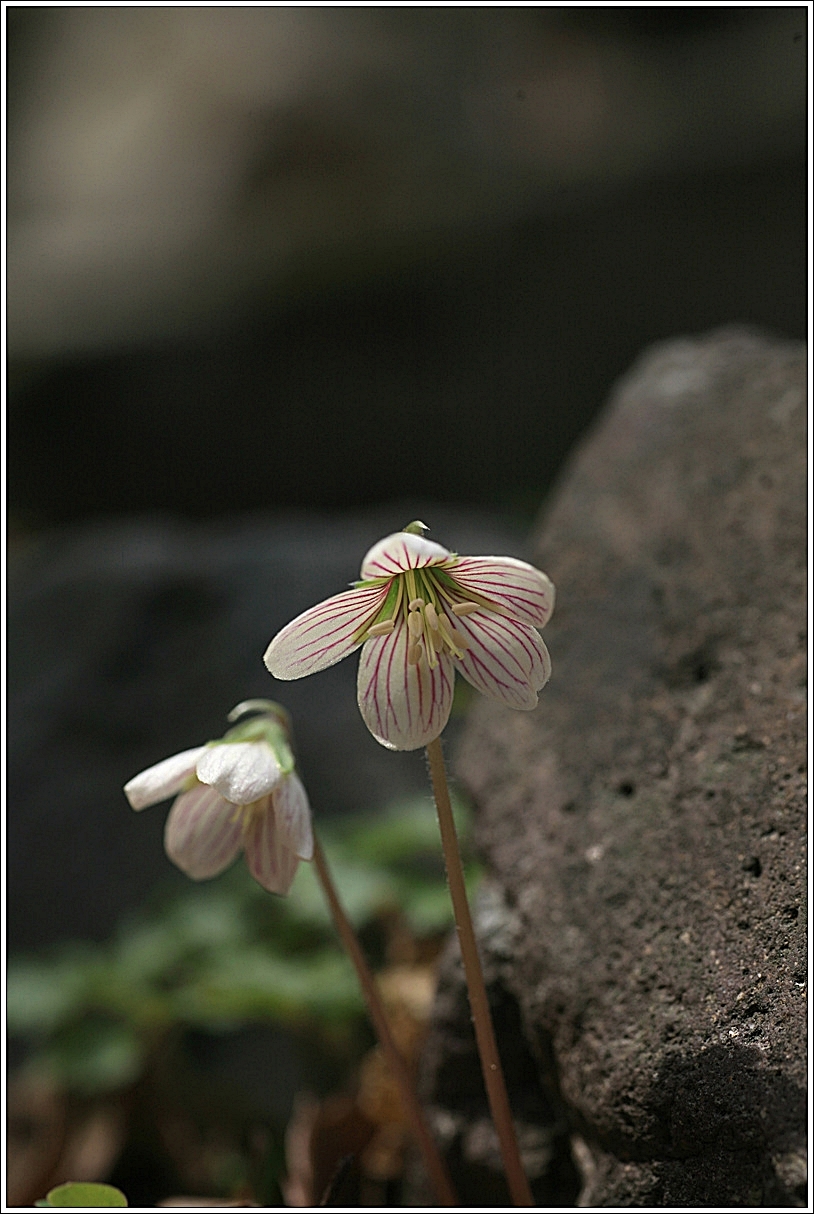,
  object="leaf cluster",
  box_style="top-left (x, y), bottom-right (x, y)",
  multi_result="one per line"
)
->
top-left (8, 796), bottom-right (479, 1095)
